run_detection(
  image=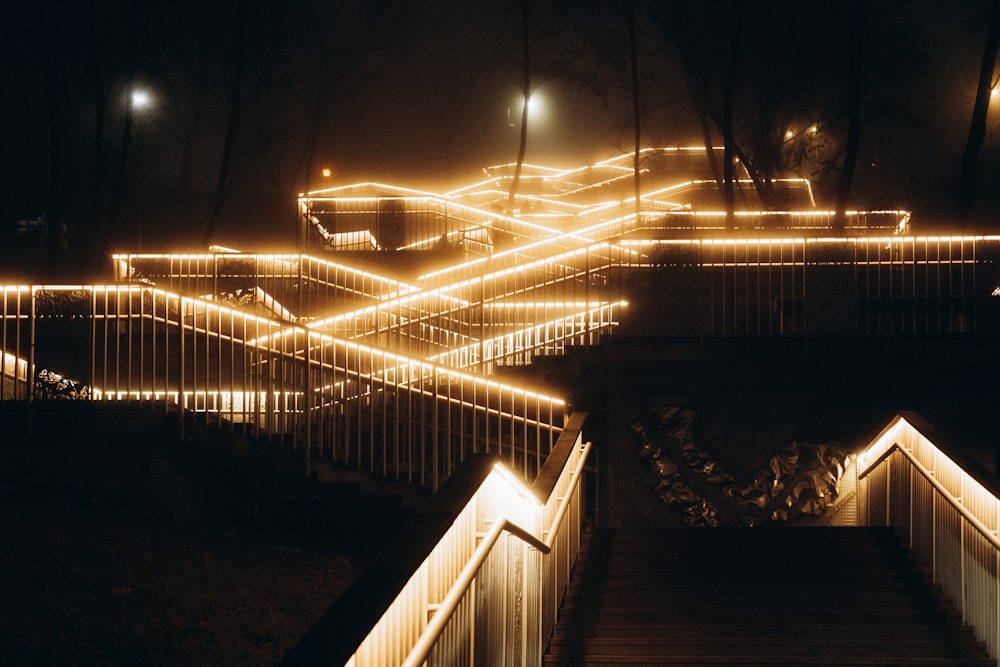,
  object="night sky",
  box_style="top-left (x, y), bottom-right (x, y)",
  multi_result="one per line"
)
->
top-left (2, 0), bottom-right (999, 250)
